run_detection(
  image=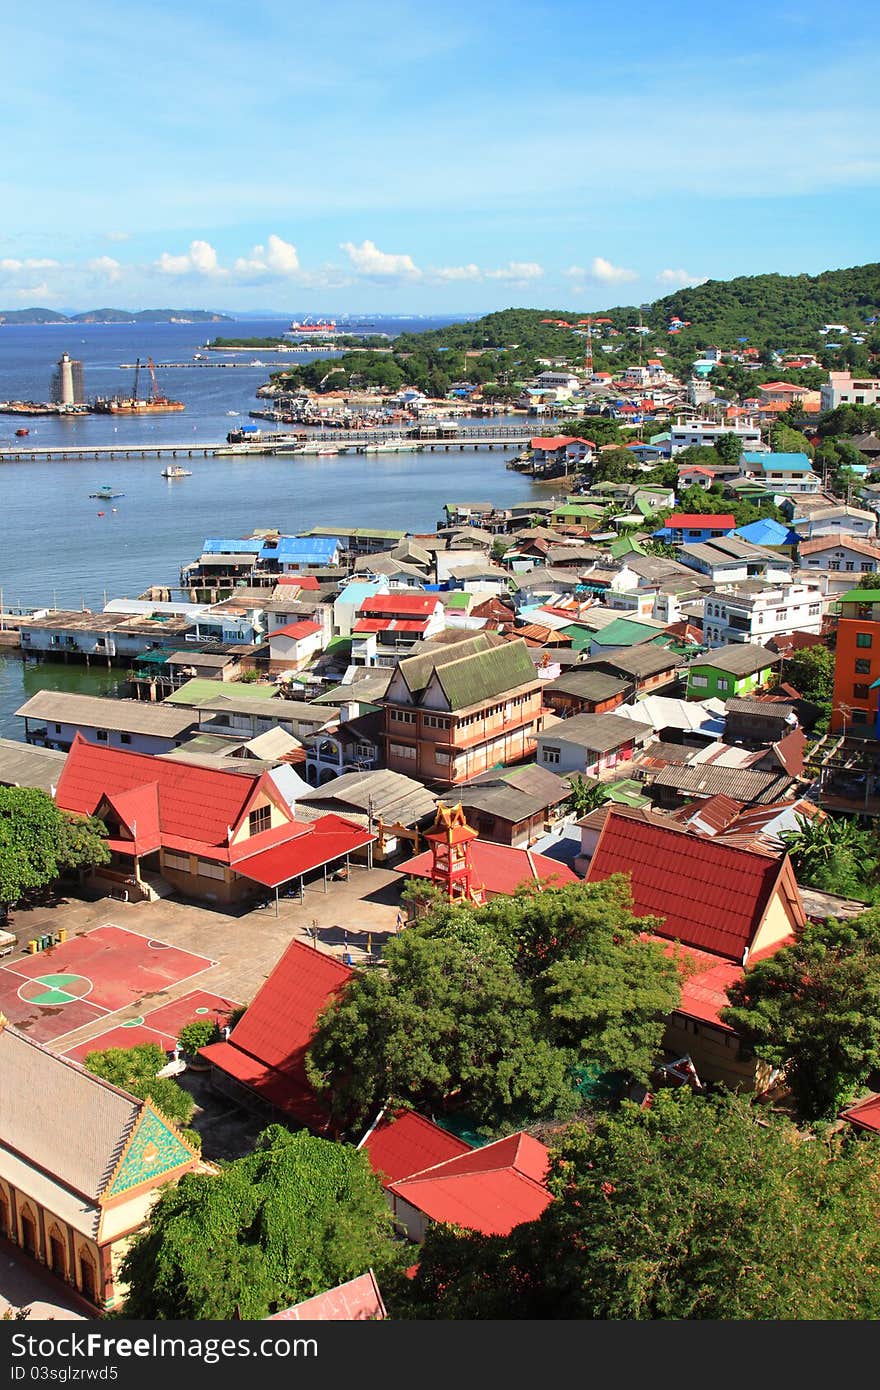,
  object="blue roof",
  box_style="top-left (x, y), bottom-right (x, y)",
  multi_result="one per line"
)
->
top-left (336, 579), bottom-right (386, 607)
top-left (263, 536), bottom-right (340, 563)
top-left (734, 518), bottom-right (801, 547)
top-left (741, 451), bottom-right (814, 473)
top-left (203, 537), bottom-right (264, 554)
